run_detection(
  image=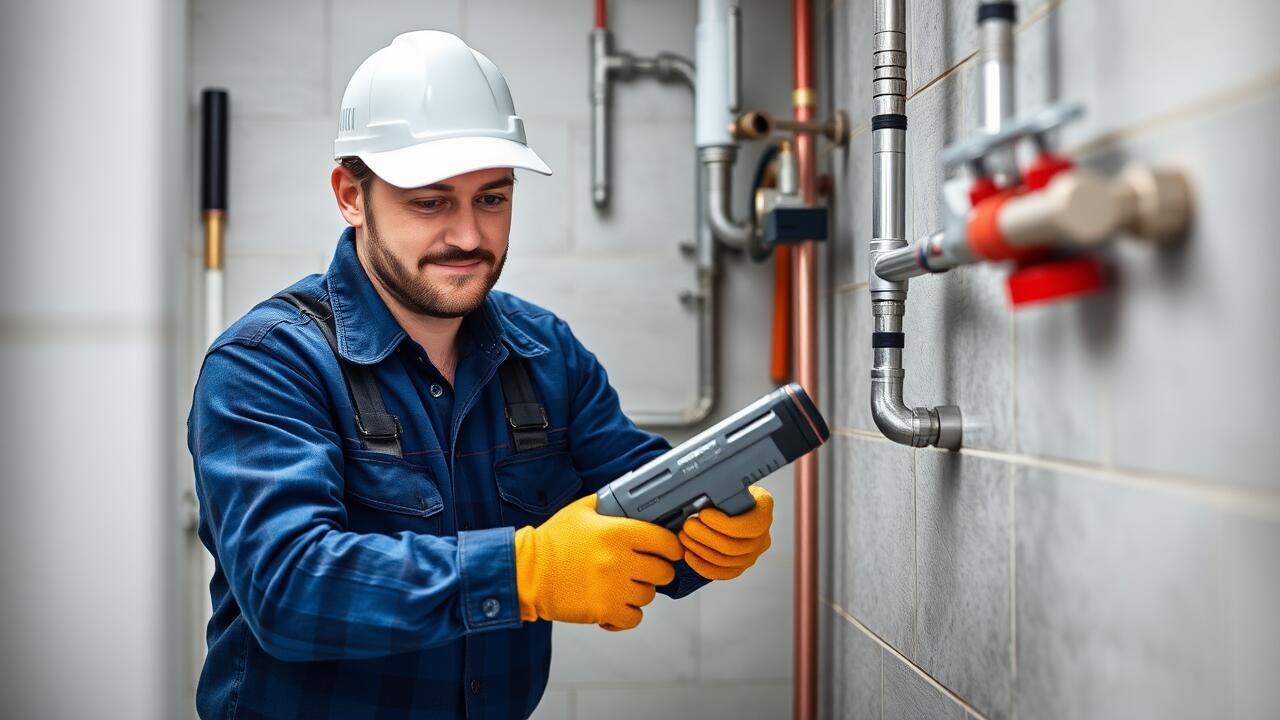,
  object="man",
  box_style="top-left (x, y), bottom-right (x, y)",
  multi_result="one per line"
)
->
top-left (188, 31), bottom-right (774, 719)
